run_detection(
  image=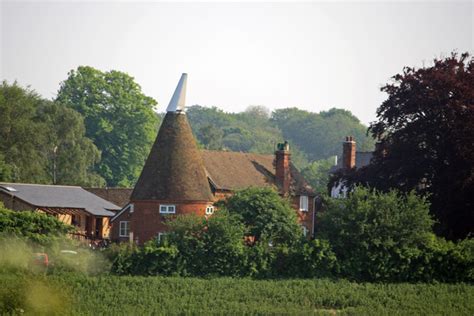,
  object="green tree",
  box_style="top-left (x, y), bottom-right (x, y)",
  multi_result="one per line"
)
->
top-left (0, 81), bottom-right (103, 185)
top-left (36, 101), bottom-right (104, 186)
top-left (301, 157), bottom-right (335, 193)
top-left (166, 211), bottom-right (246, 276)
top-left (56, 66), bottom-right (160, 187)
top-left (271, 107), bottom-right (374, 161)
top-left (221, 187), bottom-right (302, 245)
top-left (318, 187), bottom-right (435, 281)
top-left (0, 81), bottom-right (49, 183)
top-left (197, 124), bottom-right (224, 150)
